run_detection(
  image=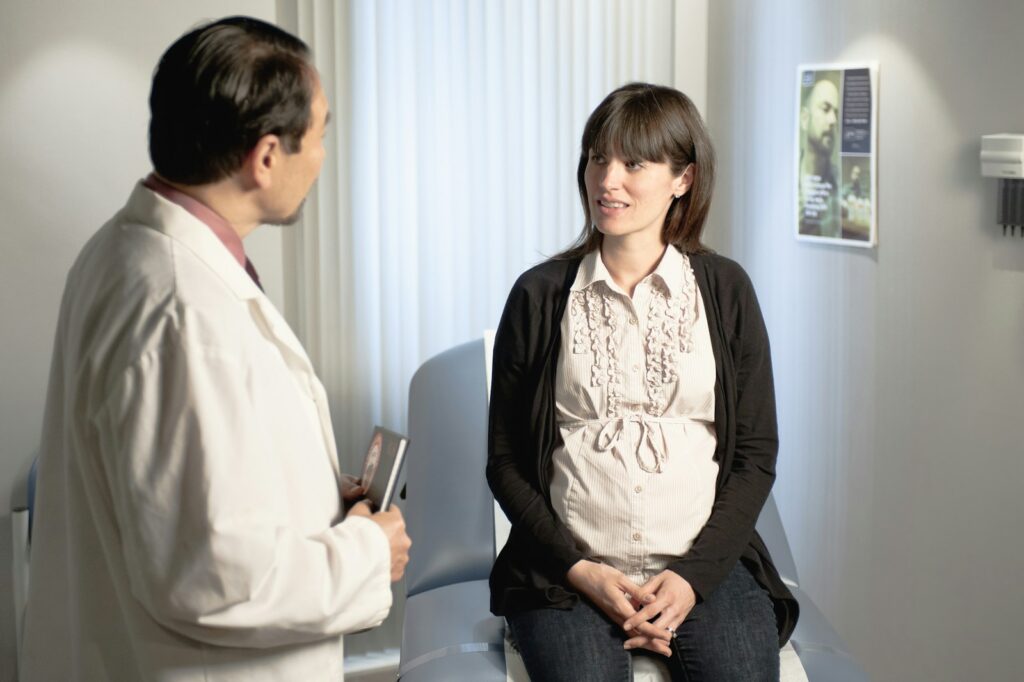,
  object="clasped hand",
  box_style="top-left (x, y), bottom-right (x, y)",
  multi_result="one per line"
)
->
top-left (566, 560), bottom-right (696, 657)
